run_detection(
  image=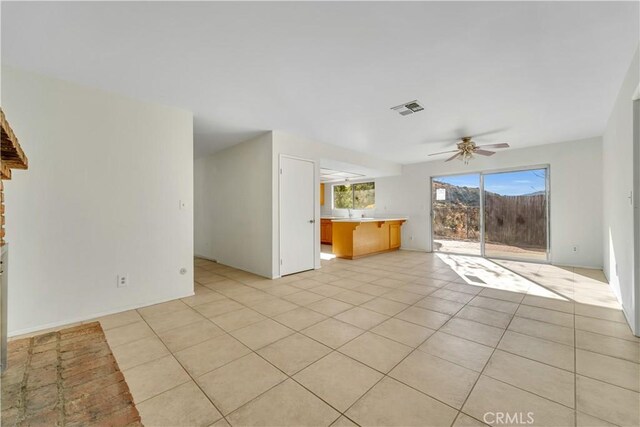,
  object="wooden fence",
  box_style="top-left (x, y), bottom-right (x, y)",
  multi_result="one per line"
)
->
top-left (433, 206), bottom-right (480, 241)
top-left (433, 194), bottom-right (547, 249)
